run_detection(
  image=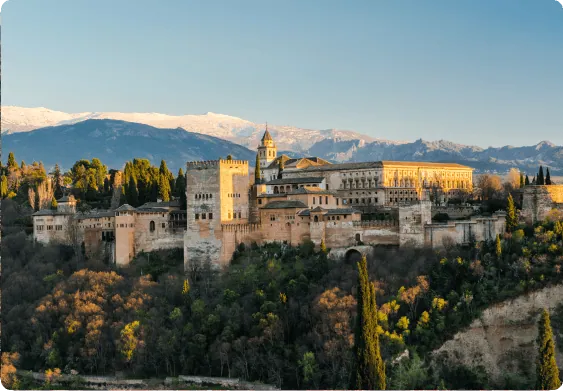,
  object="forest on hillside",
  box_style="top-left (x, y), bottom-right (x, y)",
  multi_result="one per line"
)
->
top-left (2, 192), bottom-right (563, 389)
